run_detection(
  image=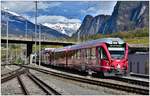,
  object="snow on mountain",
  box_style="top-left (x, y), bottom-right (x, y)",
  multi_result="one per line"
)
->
top-left (2, 9), bottom-right (21, 17)
top-left (43, 23), bottom-right (81, 37)
top-left (1, 9), bottom-right (68, 38)
top-left (2, 9), bottom-right (26, 22)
